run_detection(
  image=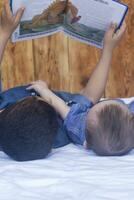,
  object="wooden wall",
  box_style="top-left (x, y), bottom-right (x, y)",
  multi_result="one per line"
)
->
top-left (0, 0), bottom-right (134, 98)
